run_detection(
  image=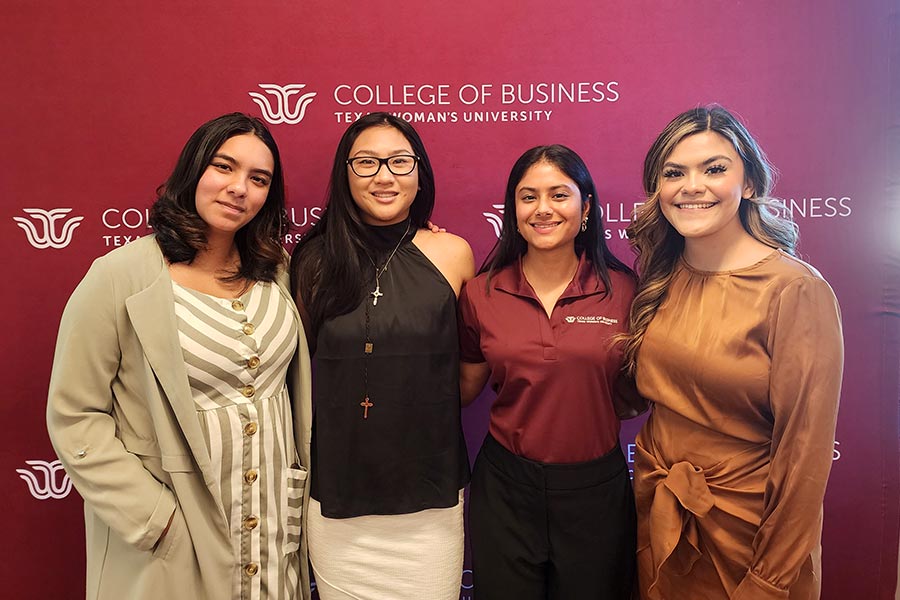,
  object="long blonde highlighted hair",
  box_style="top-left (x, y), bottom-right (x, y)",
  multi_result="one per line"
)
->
top-left (619, 105), bottom-right (798, 376)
